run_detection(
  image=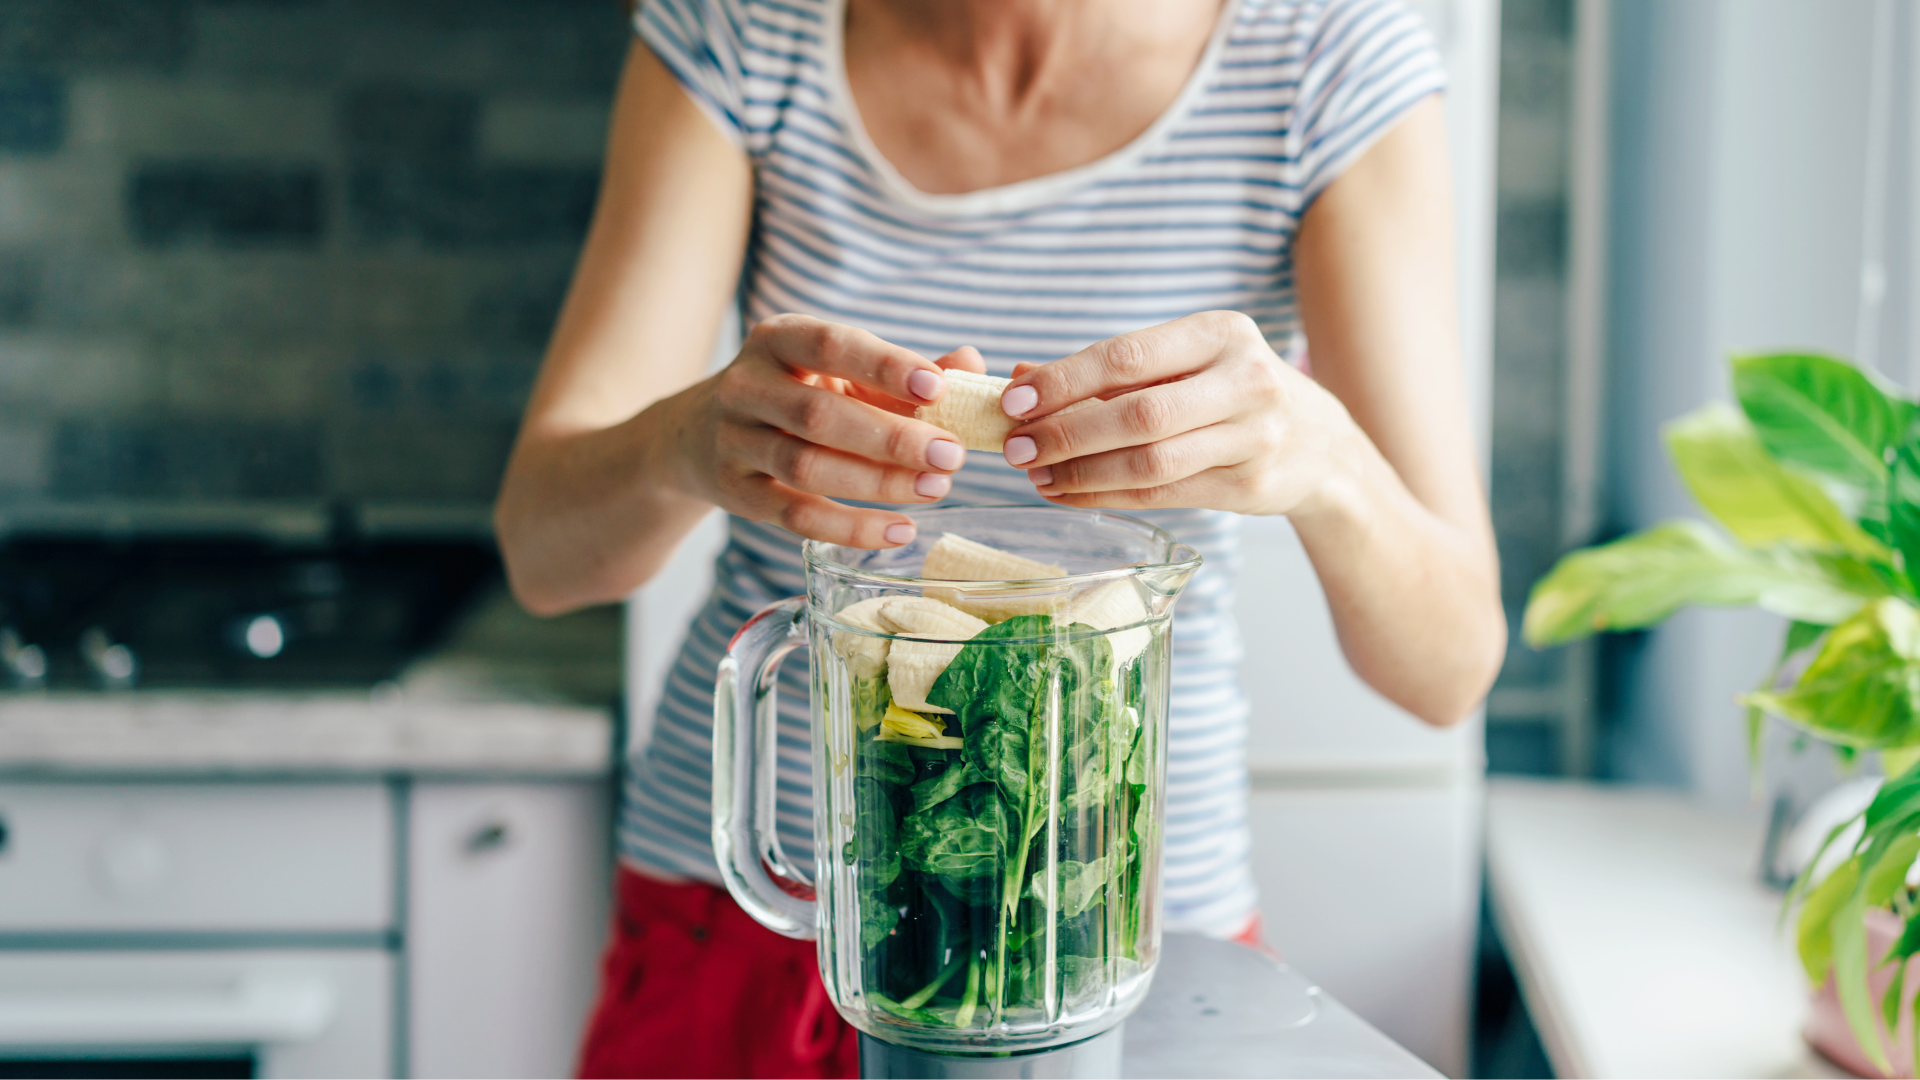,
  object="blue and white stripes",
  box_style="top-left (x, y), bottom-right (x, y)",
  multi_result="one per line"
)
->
top-left (622, 0), bottom-right (1442, 935)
